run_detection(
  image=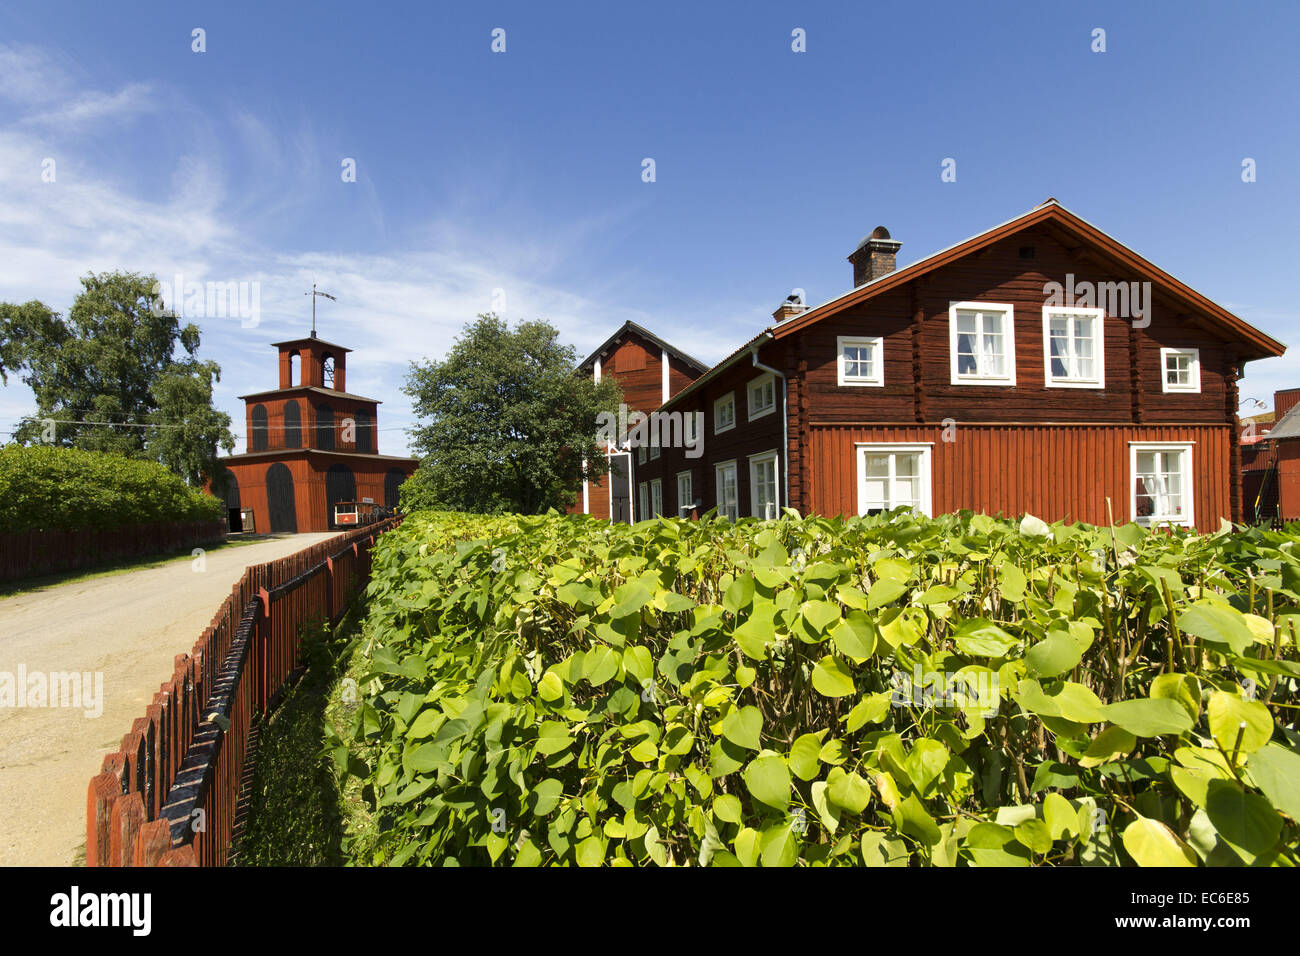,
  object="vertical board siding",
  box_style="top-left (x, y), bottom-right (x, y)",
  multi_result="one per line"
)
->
top-left (808, 423), bottom-right (1230, 527)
